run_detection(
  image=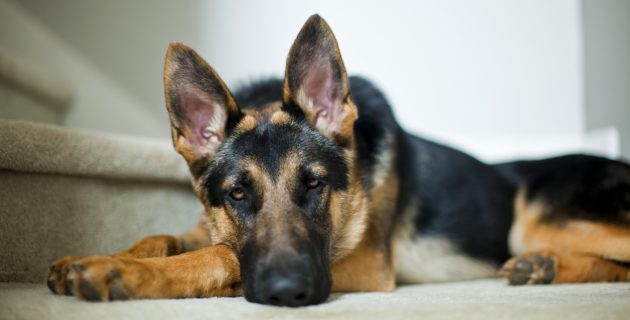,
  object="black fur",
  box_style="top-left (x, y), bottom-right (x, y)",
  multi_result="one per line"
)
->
top-left (234, 78), bottom-right (284, 108)
top-left (350, 76), bottom-right (399, 191)
top-left (495, 155), bottom-right (630, 226)
top-left (403, 136), bottom-right (516, 264)
top-left (202, 89), bottom-right (352, 305)
top-left (227, 75), bottom-right (630, 282)
top-left (203, 121), bottom-right (349, 206)
top-left (341, 76), bottom-right (514, 264)
top-left (167, 47), bottom-right (243, 137)
top-left (233, 76), bottom-right (630, 266)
